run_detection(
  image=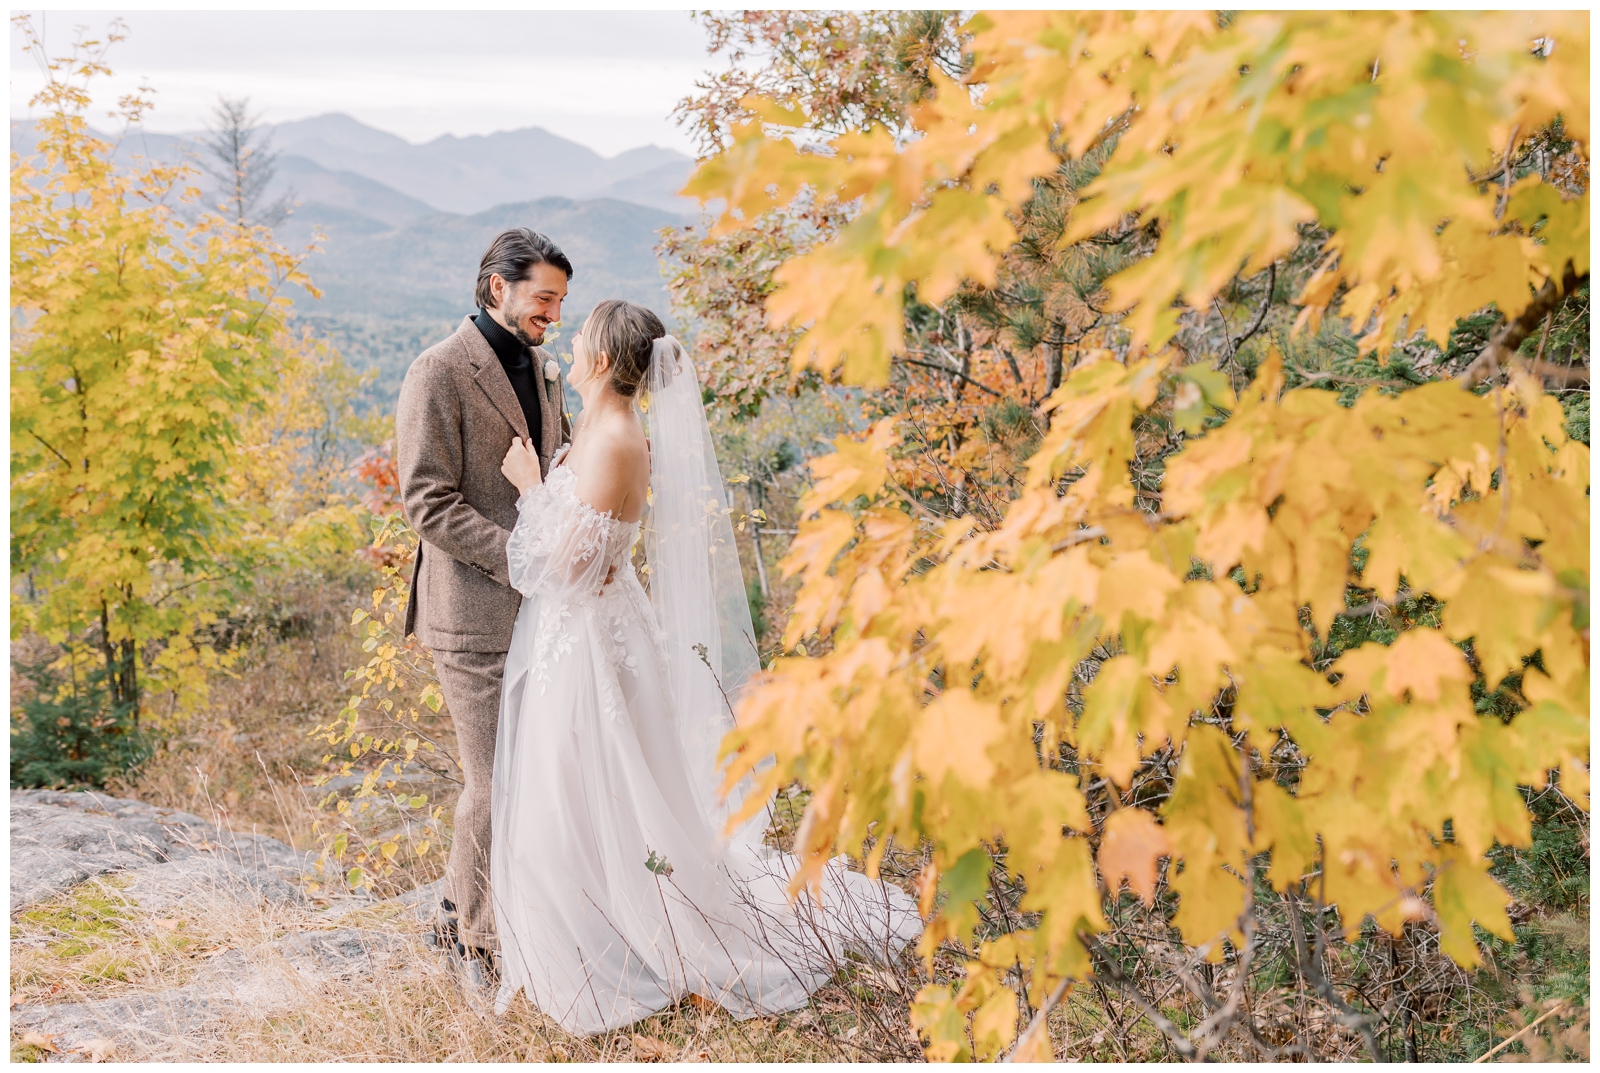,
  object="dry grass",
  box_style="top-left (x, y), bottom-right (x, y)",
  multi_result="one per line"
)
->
top-left (110, 582), bottom-right (376, 850)
top-left (9, 868), bottom-right (911, 1062)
